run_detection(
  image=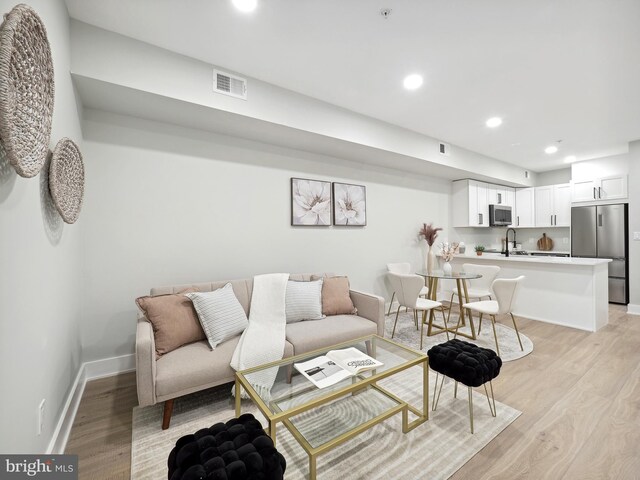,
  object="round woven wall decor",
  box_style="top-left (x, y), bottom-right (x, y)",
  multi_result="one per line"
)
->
top-left (0, 4), bottom-right (54, 178)
top-left (49, 138), bottom-right (84, 224)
